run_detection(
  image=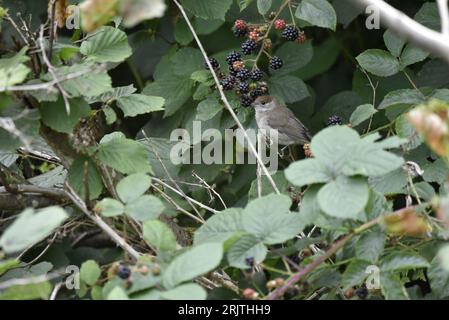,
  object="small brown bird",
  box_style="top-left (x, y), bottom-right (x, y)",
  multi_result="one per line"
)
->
top-left (252, 95), bottom-right (311, 146)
